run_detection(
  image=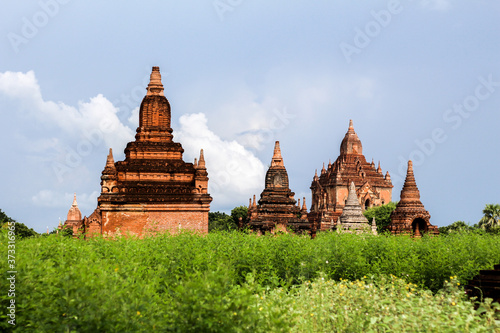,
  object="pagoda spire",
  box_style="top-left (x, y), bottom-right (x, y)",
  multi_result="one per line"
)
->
top-left (72, 193), bottom-right (78, 207)
top-left (146, 66), bottom-right (164, 96)
top-left (106, 148), bottom-right (115, 168)
top-left (377, 161), bottom-right (382, 174)
top-left (198, 149), bottom-right (206, 169)
top-left (340, 119), bottom-right (363, 155)
top-left (400, 160), bottom-right (421, 203)
top-left (271, 141), bottom-right (284, 167)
